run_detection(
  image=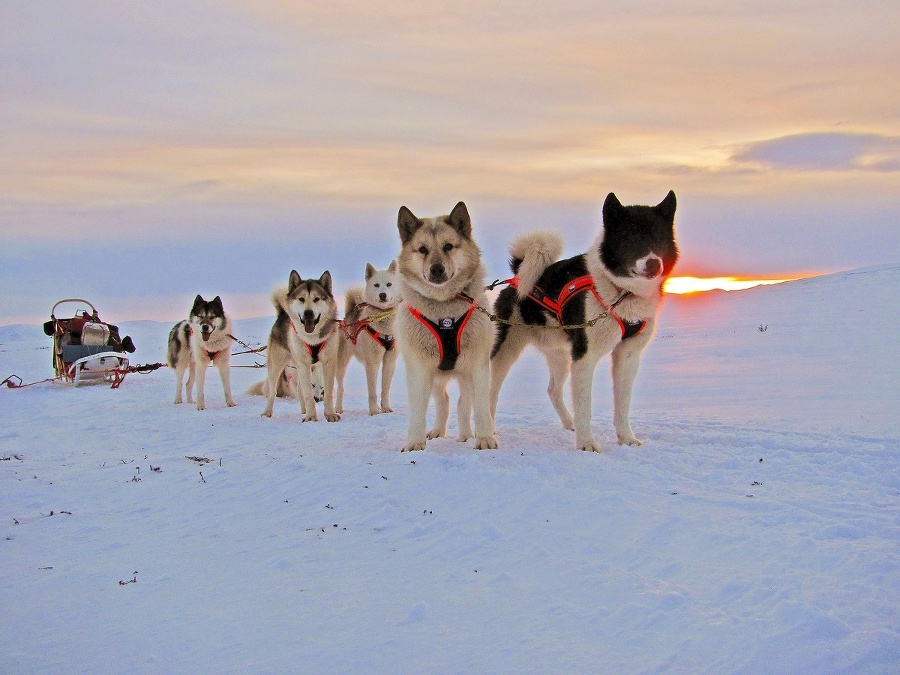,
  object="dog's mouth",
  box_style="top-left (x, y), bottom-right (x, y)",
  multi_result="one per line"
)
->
top-left (302, 315), bottom-right (320, 334)
top-left (200, 325), bottom-right (213, 341)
